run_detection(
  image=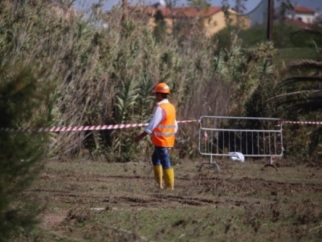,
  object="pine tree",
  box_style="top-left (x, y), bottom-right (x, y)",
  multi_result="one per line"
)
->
top-left (0, 61), bottom-right (51, 241)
